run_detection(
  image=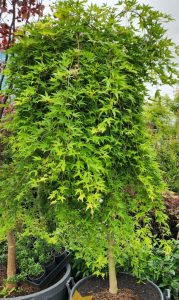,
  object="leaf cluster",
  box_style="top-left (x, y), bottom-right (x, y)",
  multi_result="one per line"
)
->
top-left (144, 239), bottom-right (179, 300)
